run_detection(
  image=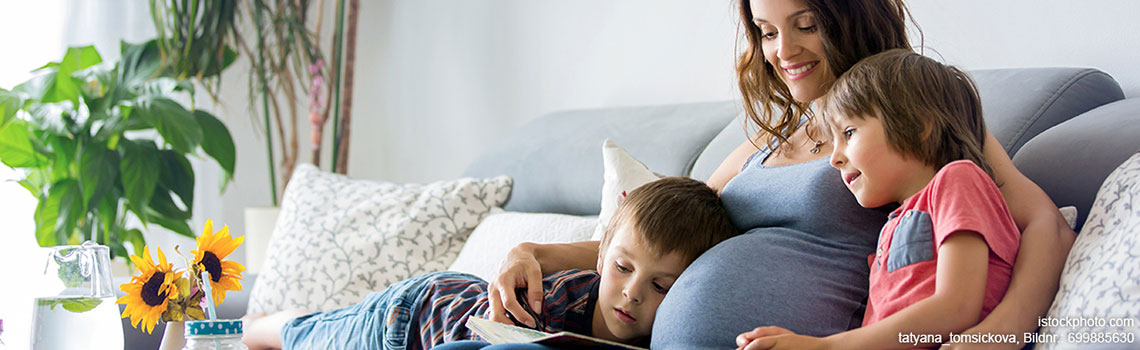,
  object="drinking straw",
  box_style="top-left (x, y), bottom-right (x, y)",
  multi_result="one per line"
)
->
top-left (201, 271), bottom-right (218, 320)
